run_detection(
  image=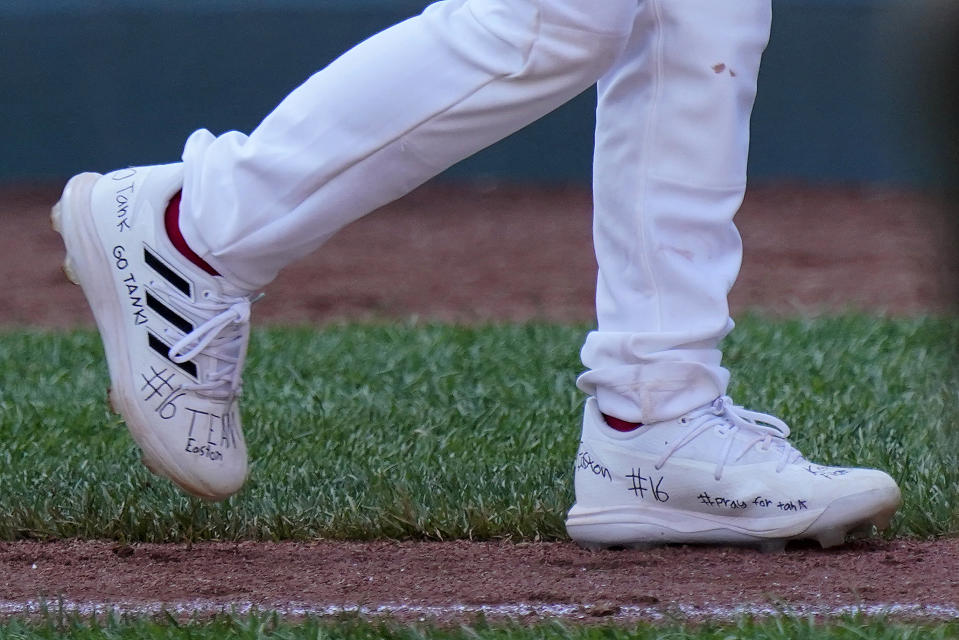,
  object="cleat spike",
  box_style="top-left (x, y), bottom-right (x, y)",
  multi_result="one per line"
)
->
top-left (62, 257), bottom-right (80, 285)
top-left (50, 201), bottom-right (64, 233)
top-left (107, 387), bottom-right (120, 415)
top-left (871, 508), bottom-right (897, 531)
top-left (816, 527), bottom-right (848, 549)
top-left (756, 539), bottom-right (787, 553)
